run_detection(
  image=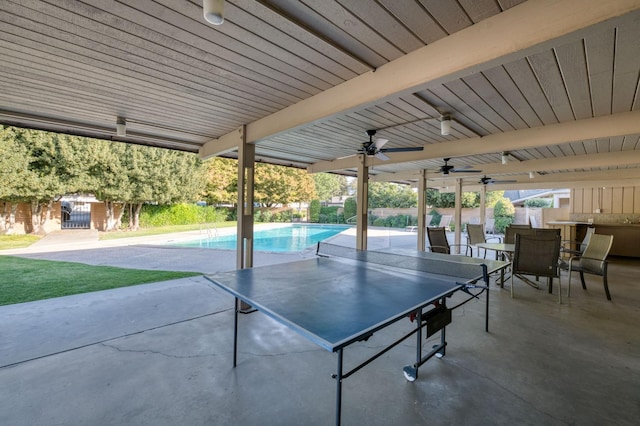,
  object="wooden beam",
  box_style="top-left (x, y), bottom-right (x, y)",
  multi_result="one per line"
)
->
top-left (312, 110), bottom-right (640, 173)
top-left (199, 127), bottom-right (244, 159)
top-left (372, 150), bottom-right (640, 182)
